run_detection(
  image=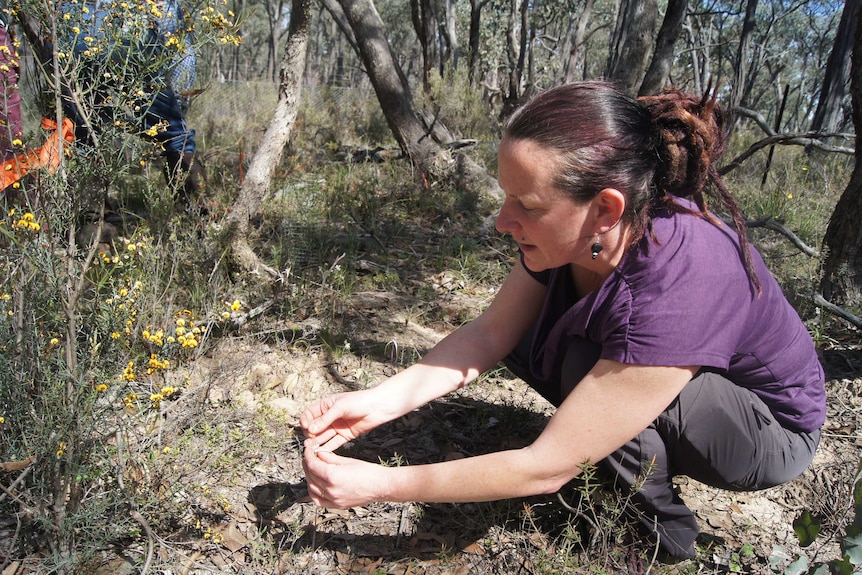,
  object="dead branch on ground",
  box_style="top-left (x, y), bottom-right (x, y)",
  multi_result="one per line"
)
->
top-left (720, 107), bottom-right (854, 176)
top-left (814, 294), bottom-right (862, 331)
top-left (725, 217), bottom-right (862, 331)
